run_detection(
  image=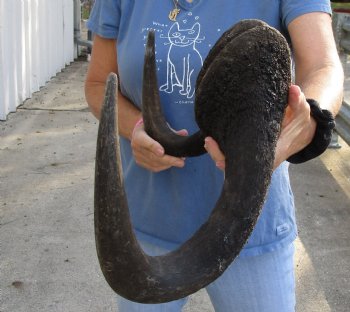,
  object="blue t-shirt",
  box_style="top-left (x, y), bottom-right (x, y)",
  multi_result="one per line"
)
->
top-left (87, 0), bottom-right (331, 257)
